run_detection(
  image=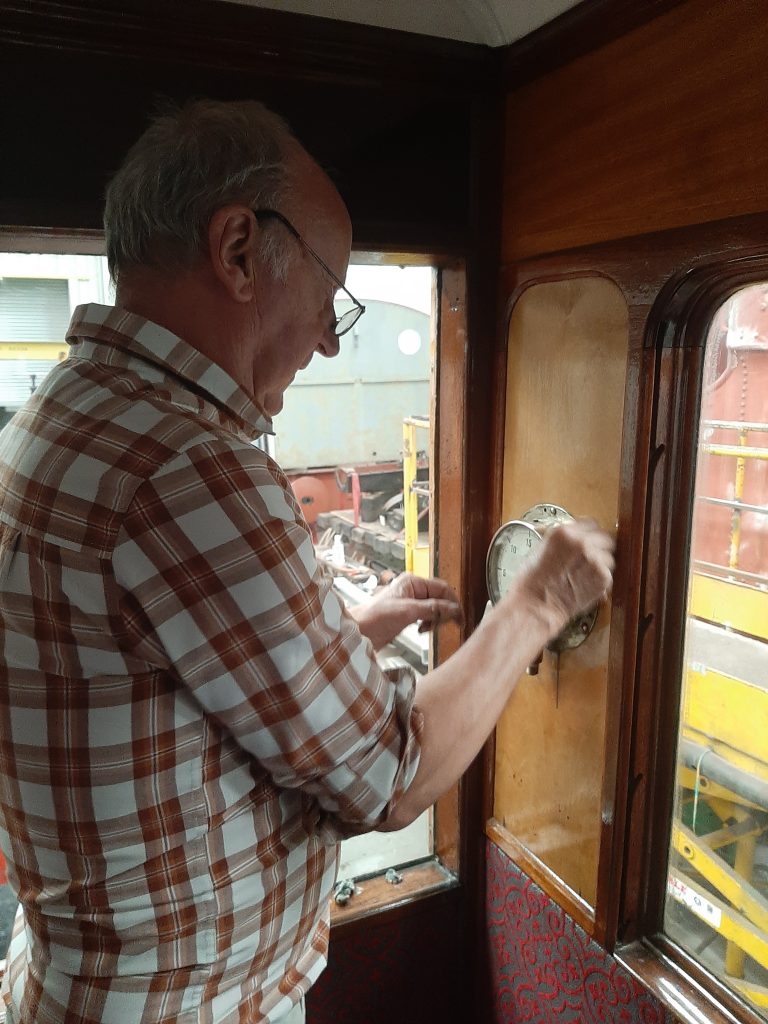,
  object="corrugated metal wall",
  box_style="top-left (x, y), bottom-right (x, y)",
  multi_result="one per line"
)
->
top-left (0, 278), bottom-right (70, 409)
